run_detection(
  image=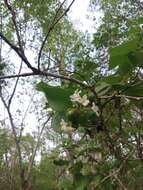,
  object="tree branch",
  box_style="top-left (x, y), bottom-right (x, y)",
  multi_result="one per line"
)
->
top-left (0, 70), bottom-right (89, 87)
top-left (0, 32), bottom-right (37, 73)
top-left (8, 61), bottom-right (23, 108)
top-left (37, 0), bottom-right (75, 69)
top-left (25, 117), bottom-right (51, 184)
top-left (4, 0), bottom-right (24, 52)
top-left (94, 152), bottom-right (133, 189)
top-left (0, 93), bottom-right (25, 188)
top-left (100, 94), bottom-right (143, 100)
